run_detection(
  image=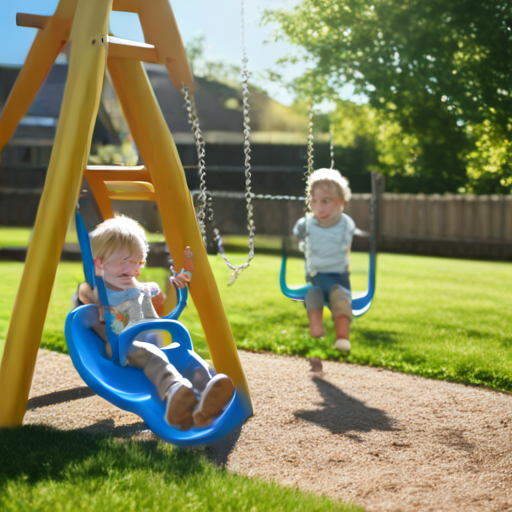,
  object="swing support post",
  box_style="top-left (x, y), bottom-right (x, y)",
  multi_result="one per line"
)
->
top-left (0, 0), bottom-right (112, 427)
top-left (0, 0), bottom-right (253, 429)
